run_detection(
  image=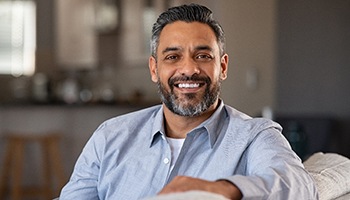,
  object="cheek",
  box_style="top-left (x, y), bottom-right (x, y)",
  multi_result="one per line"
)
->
top-left (158, 67), bottom-right (175, 83)
top-left (205, 68), bottom-right (221, 82)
